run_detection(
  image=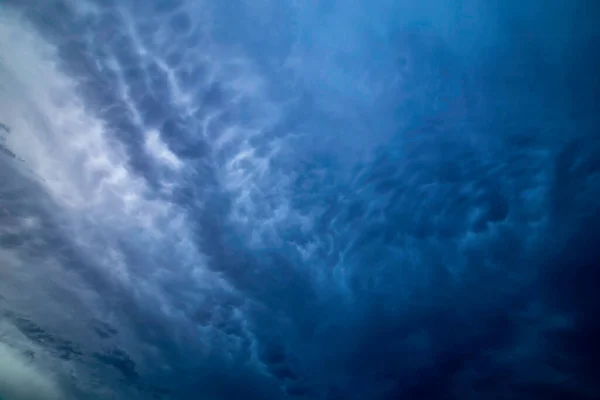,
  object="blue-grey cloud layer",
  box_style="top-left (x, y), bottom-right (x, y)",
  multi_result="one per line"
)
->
top-left (1, 0), bottom-right (599, 399)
